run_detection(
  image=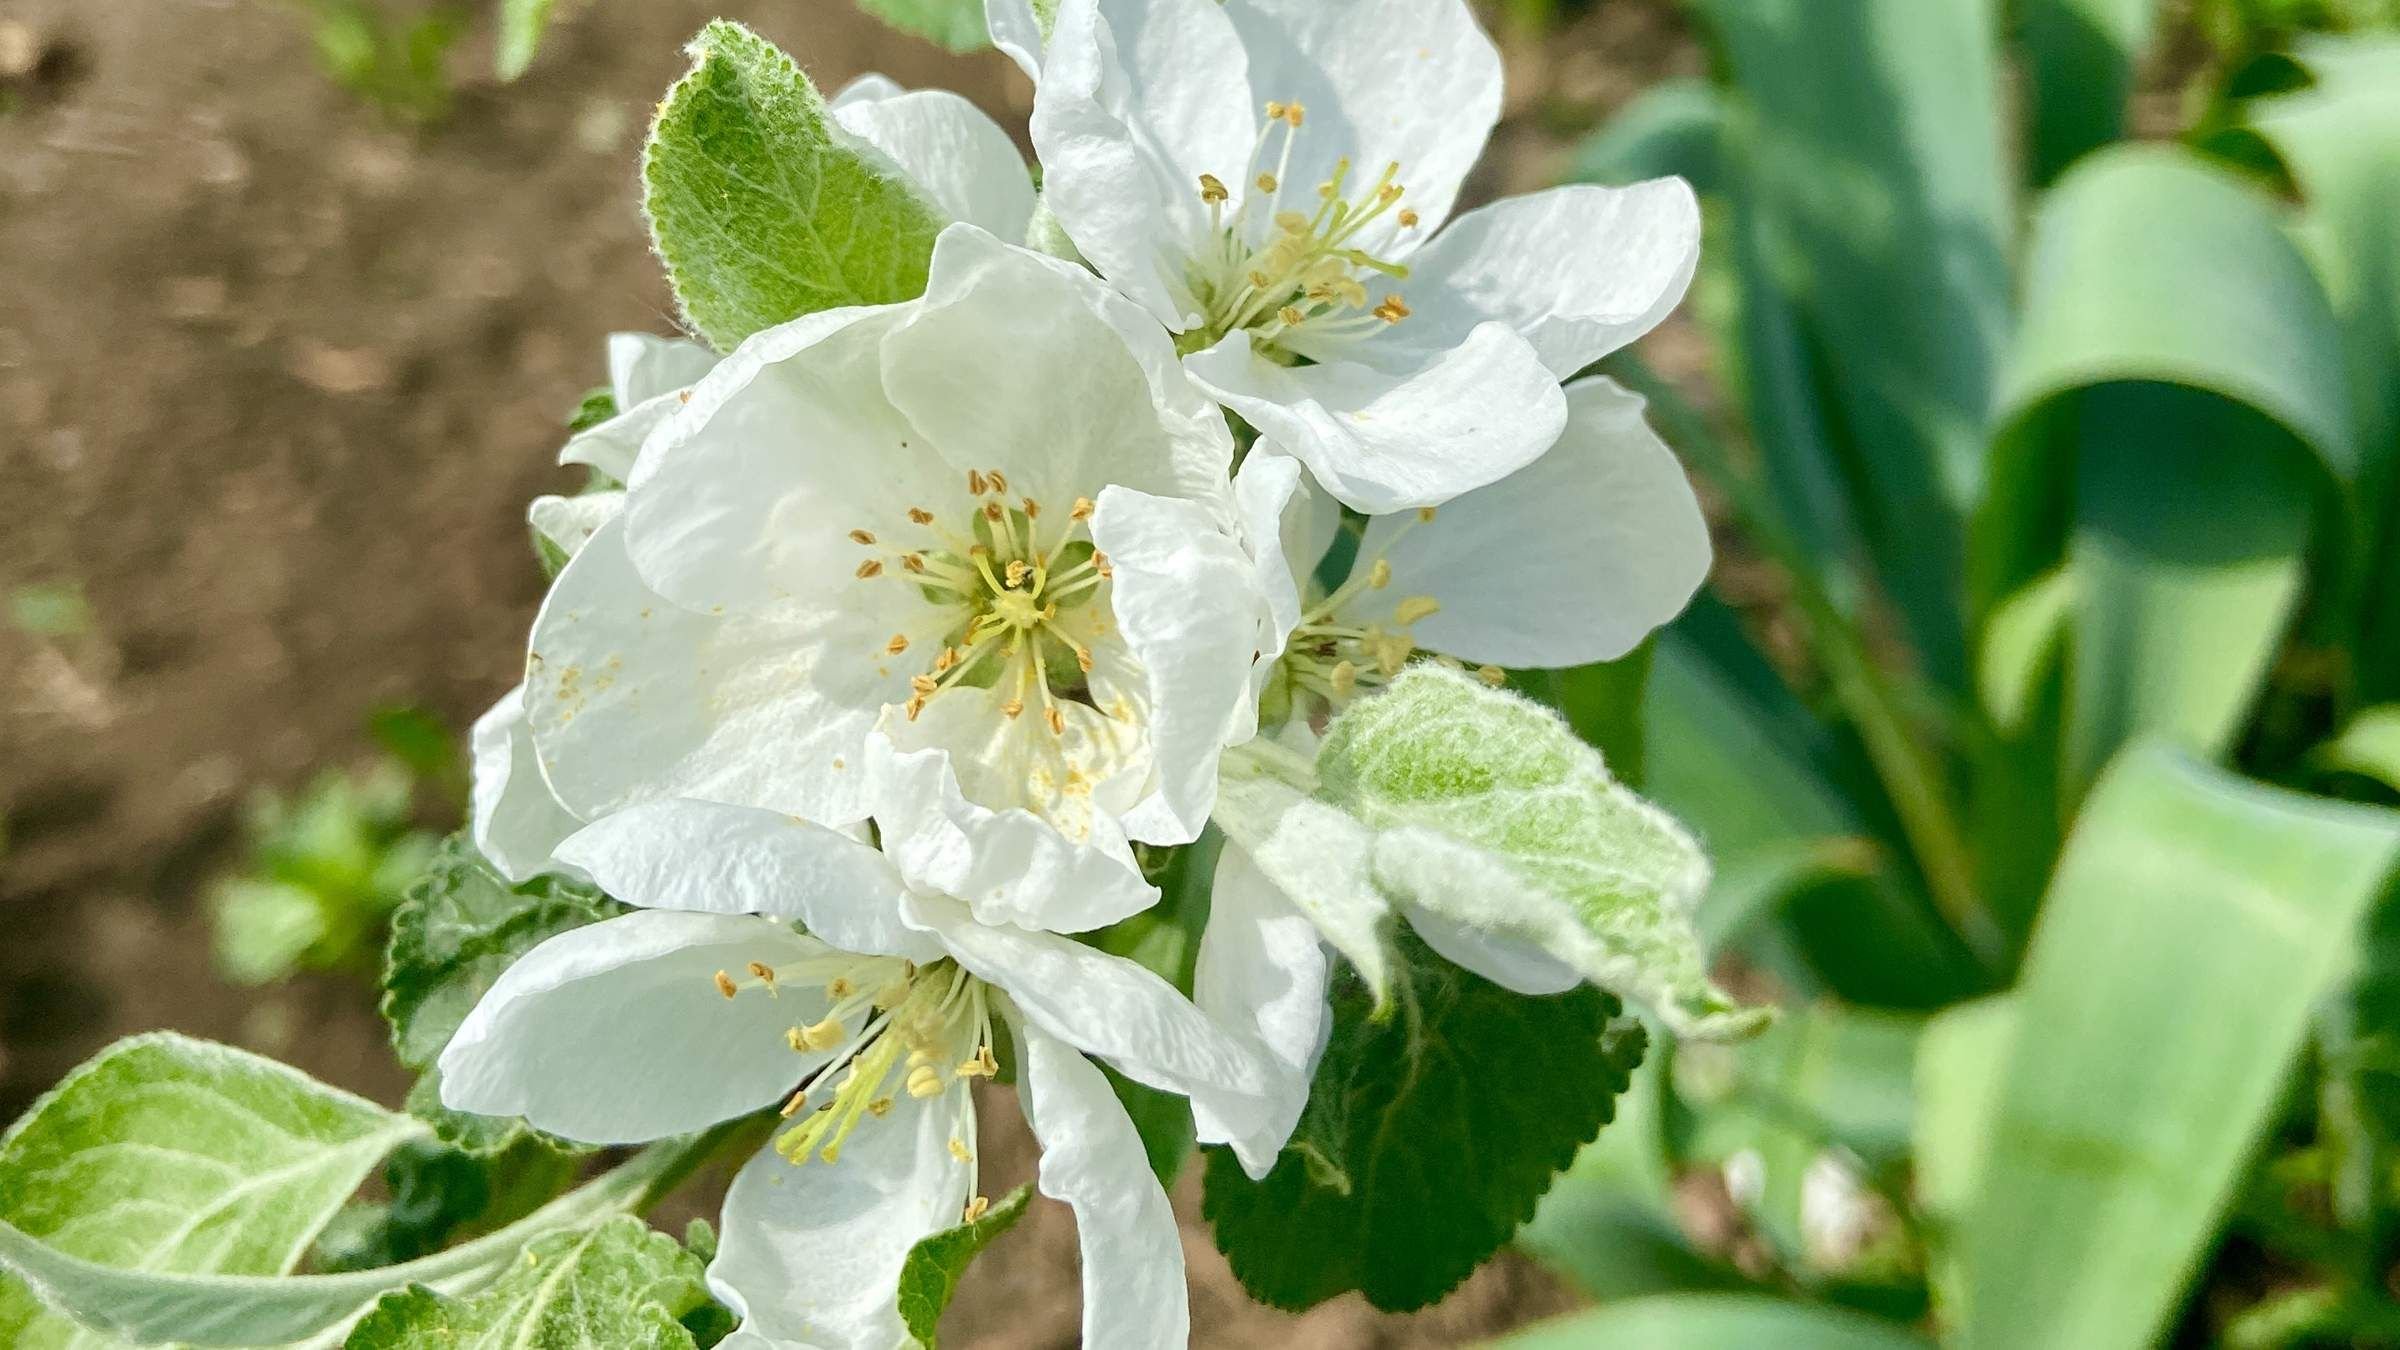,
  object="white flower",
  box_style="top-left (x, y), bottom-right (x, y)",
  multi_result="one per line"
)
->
top-left (520, 225), bottom-right (1265, 928)
top-left (438, 795), bottom-right (1290, 1350)
top-left (1241, 375), bottom-right (1710, 720)
top-left (988, 0), bottom-right (1702, 514)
